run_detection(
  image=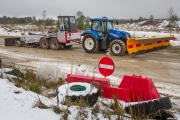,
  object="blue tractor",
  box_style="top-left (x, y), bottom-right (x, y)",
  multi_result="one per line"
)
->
top-left (81, 18), bottom-right (131, 56)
